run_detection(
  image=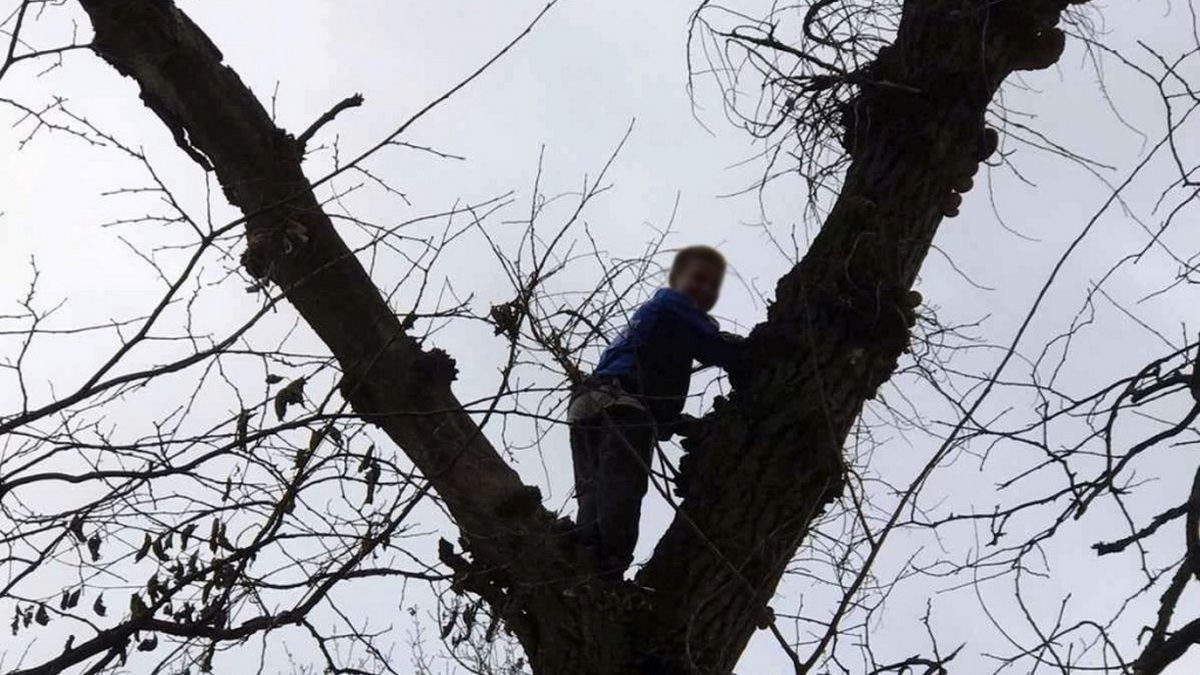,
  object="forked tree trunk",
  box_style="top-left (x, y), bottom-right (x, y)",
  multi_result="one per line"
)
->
top-left (73, 1), bottom-right (1080, 673)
